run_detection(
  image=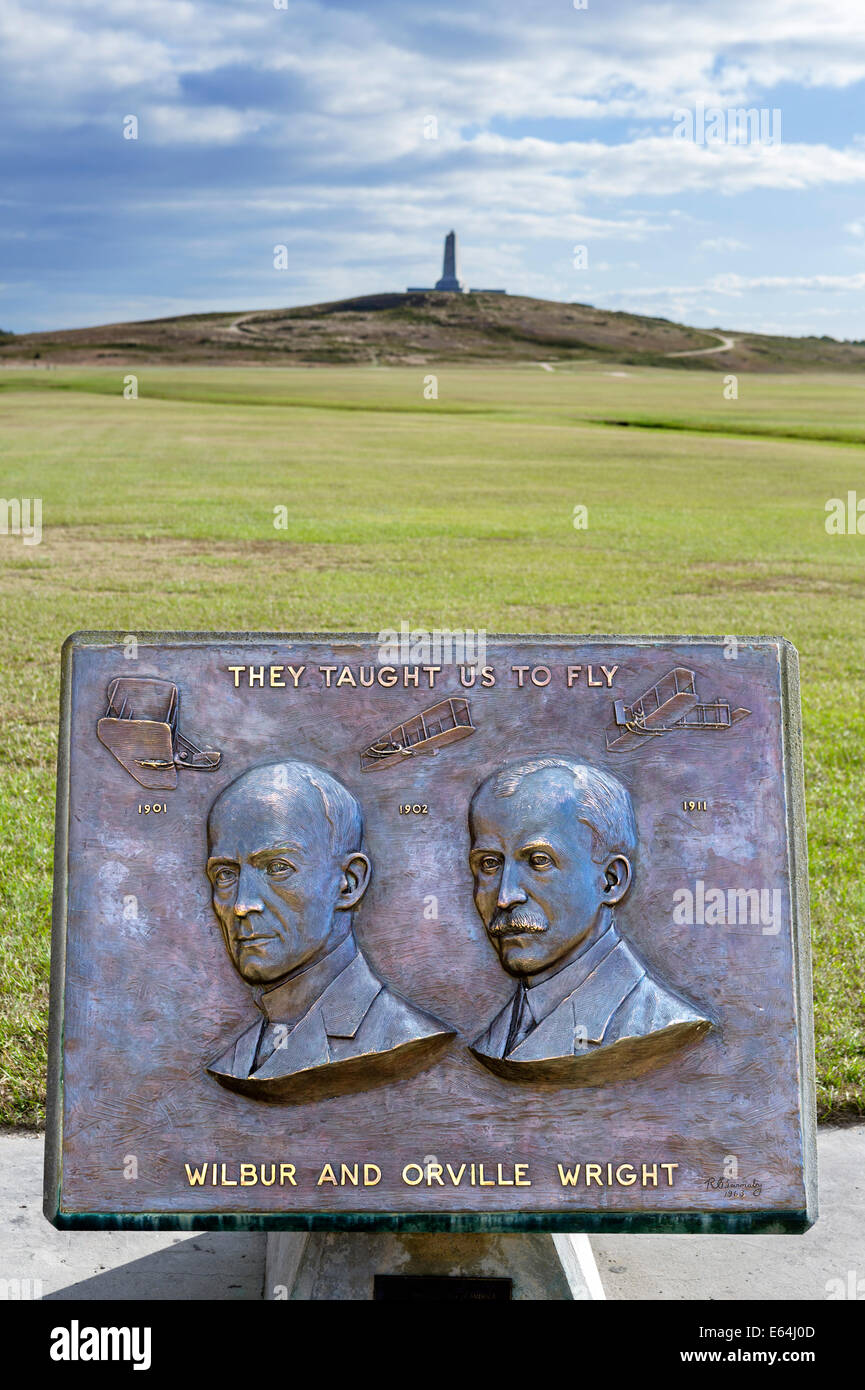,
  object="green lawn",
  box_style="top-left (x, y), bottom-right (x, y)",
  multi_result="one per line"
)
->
top-left (1, 362), bottom-right (863, 1124)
